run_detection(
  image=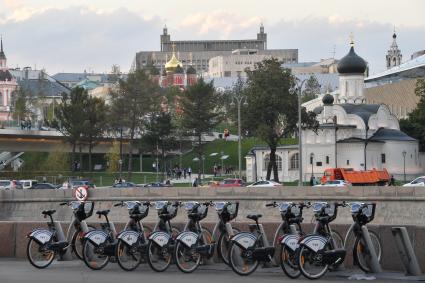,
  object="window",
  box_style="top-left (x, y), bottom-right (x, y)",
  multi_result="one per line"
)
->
top-left (346, 160), bottom-right (350, 165)
top-left (263, 154), bottom-right (283, 171)
top-left (326, 156), bottom-right (330, 164)
top-left (381, 154), bottom-right (386, 164)
top-left (316, 162), bottom-right (322, 167)
top-left (290, 153), bottom-right (299, 170)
